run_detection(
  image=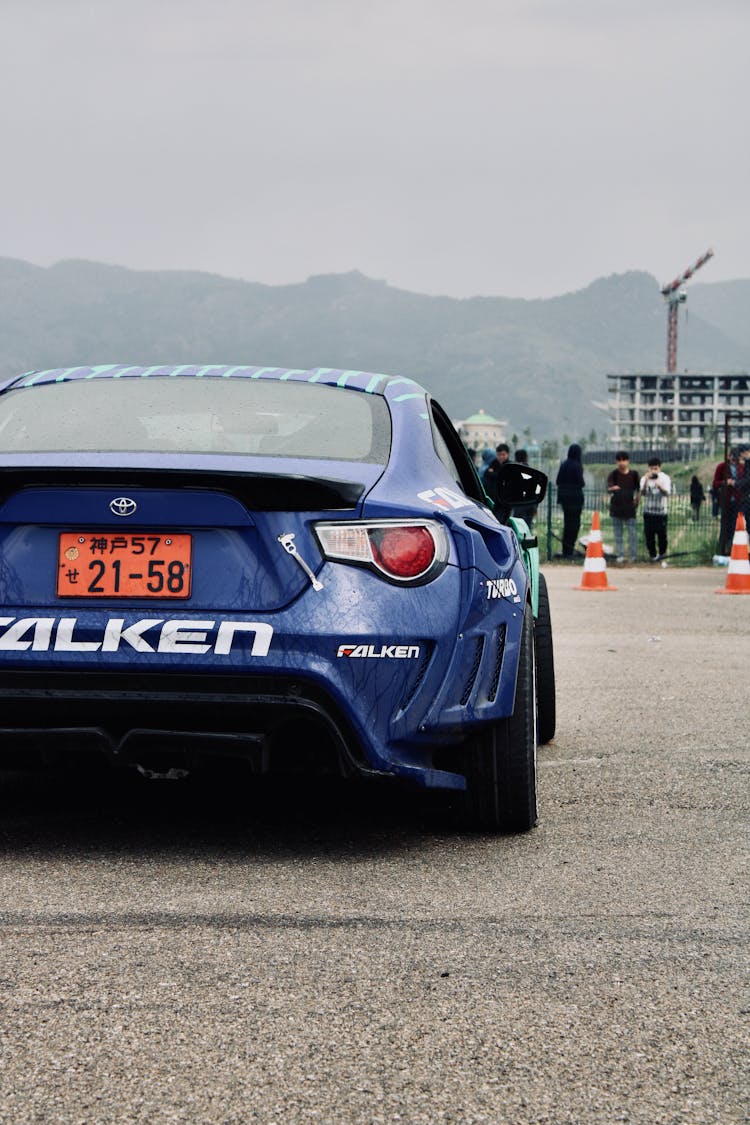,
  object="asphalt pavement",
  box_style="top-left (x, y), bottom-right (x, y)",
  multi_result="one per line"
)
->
top-left (0, 565), bottom-right (747, 1124)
